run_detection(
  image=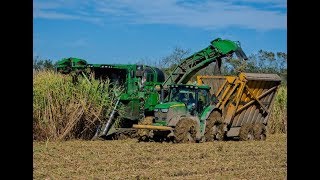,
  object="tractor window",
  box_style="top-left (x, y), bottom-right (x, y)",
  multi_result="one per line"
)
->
top-left (197, 89), bottom-right (209, 112)
top-left (169, 87), bottom-right (196, 104)
top-left (188, 93), bottom-right (196, 104)
top-left (198, 89), bottom-right (209, 106)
